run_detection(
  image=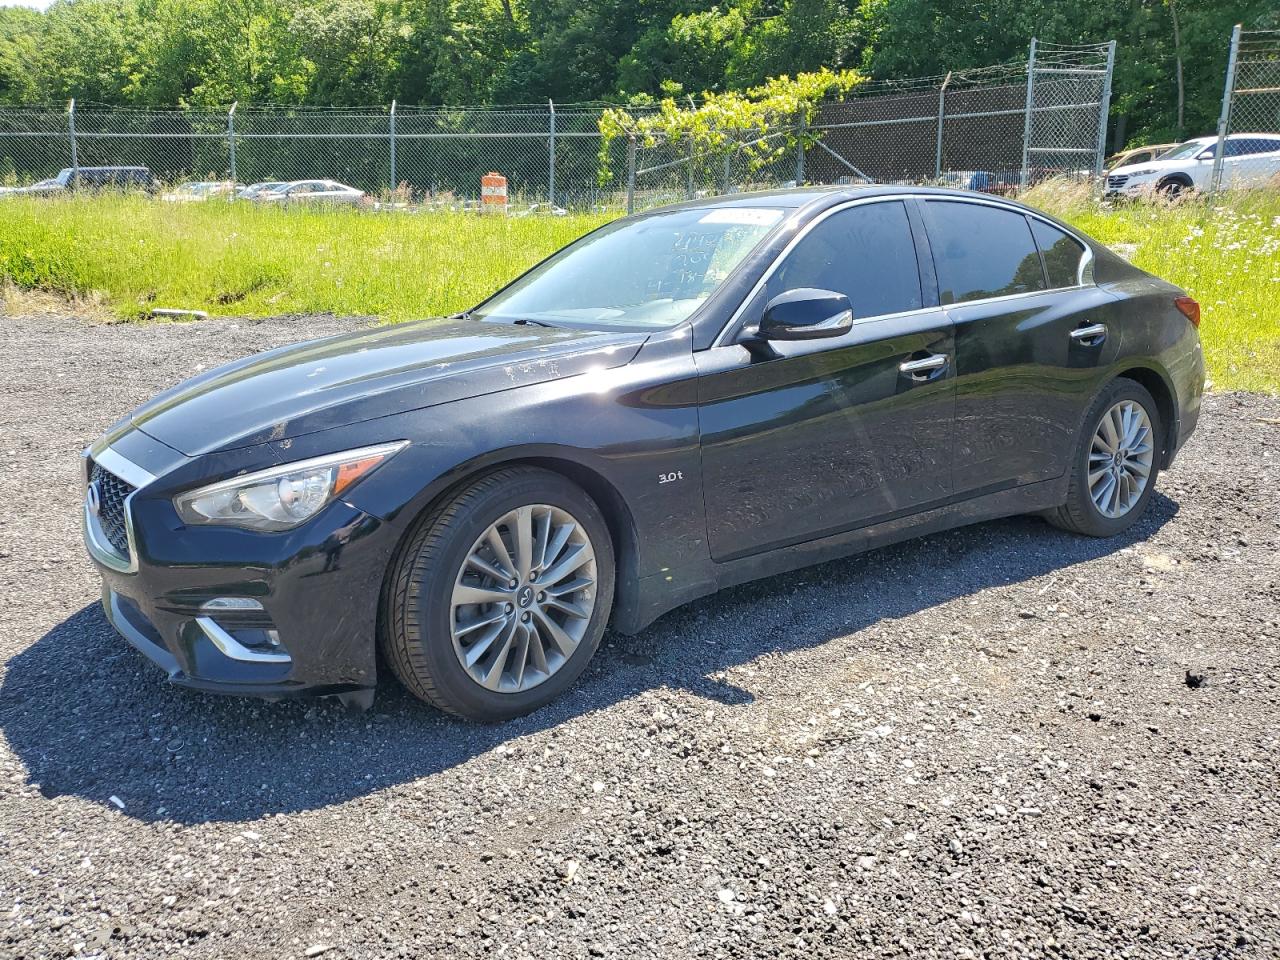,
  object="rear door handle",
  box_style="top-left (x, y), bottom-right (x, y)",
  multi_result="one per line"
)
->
top-left (1070, 323), bottom-right (1107, 345)
top-left (899, 354), bottom-right (949, 379)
